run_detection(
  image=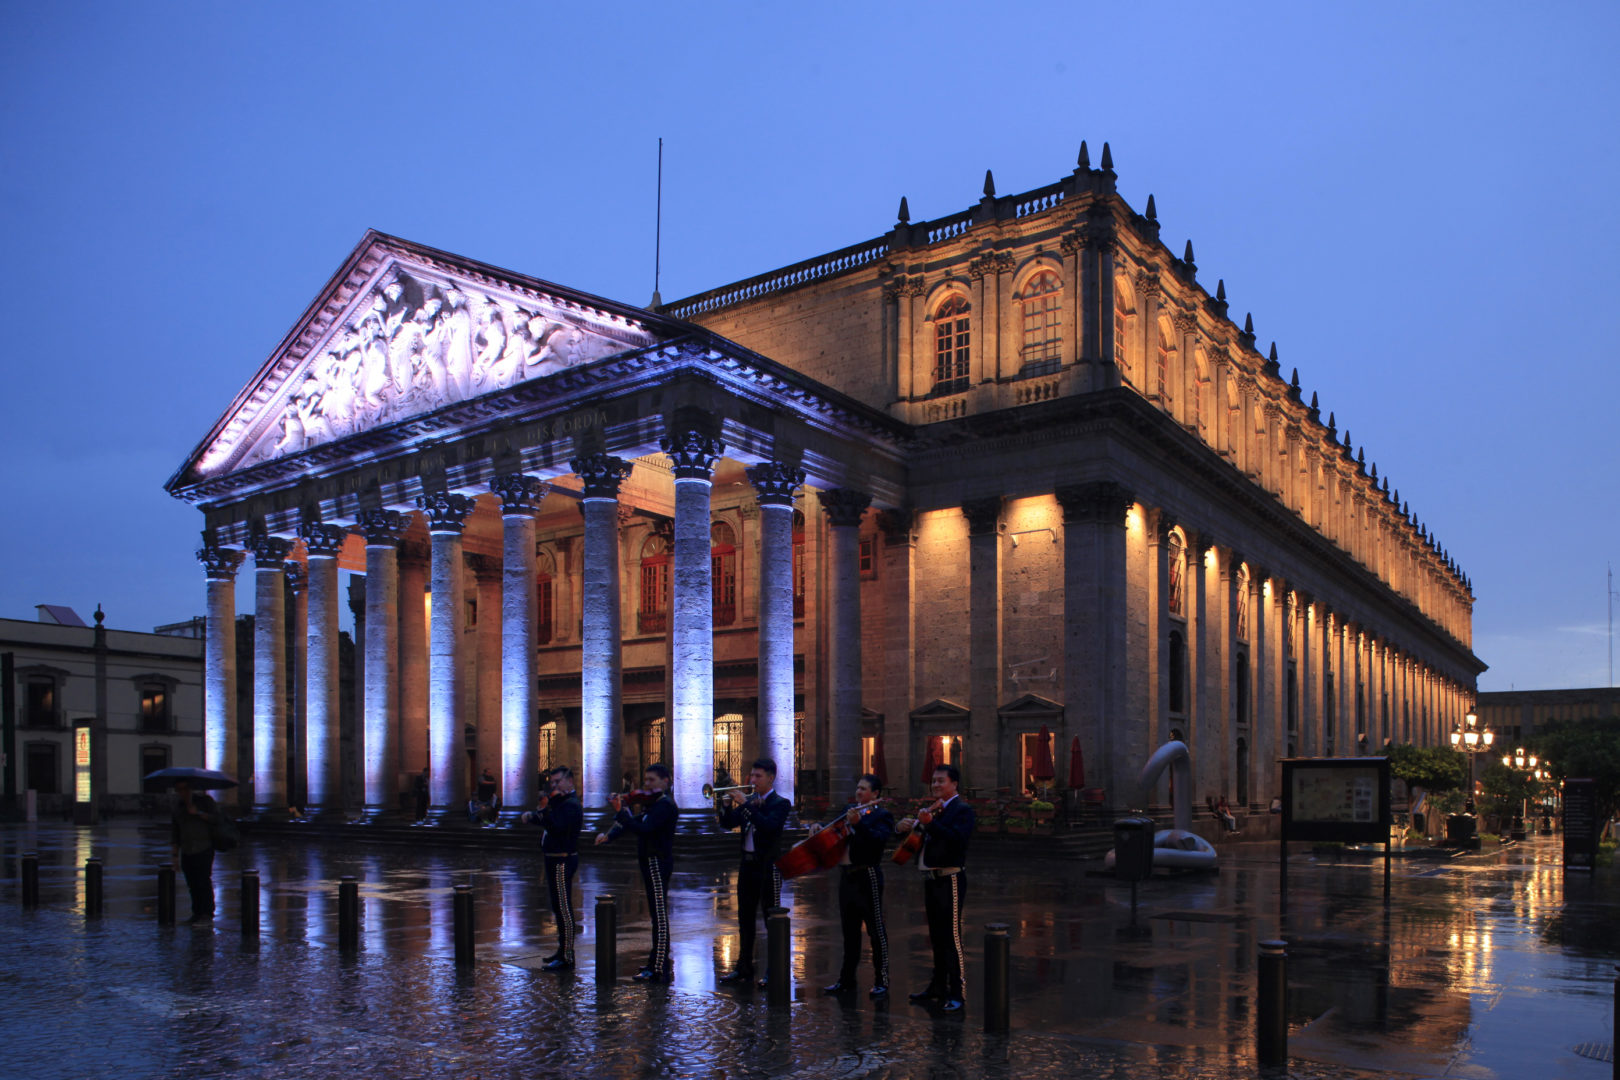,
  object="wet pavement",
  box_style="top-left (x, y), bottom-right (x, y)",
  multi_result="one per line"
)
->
top-left (0, 822), bottom-right (1614, 1079)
